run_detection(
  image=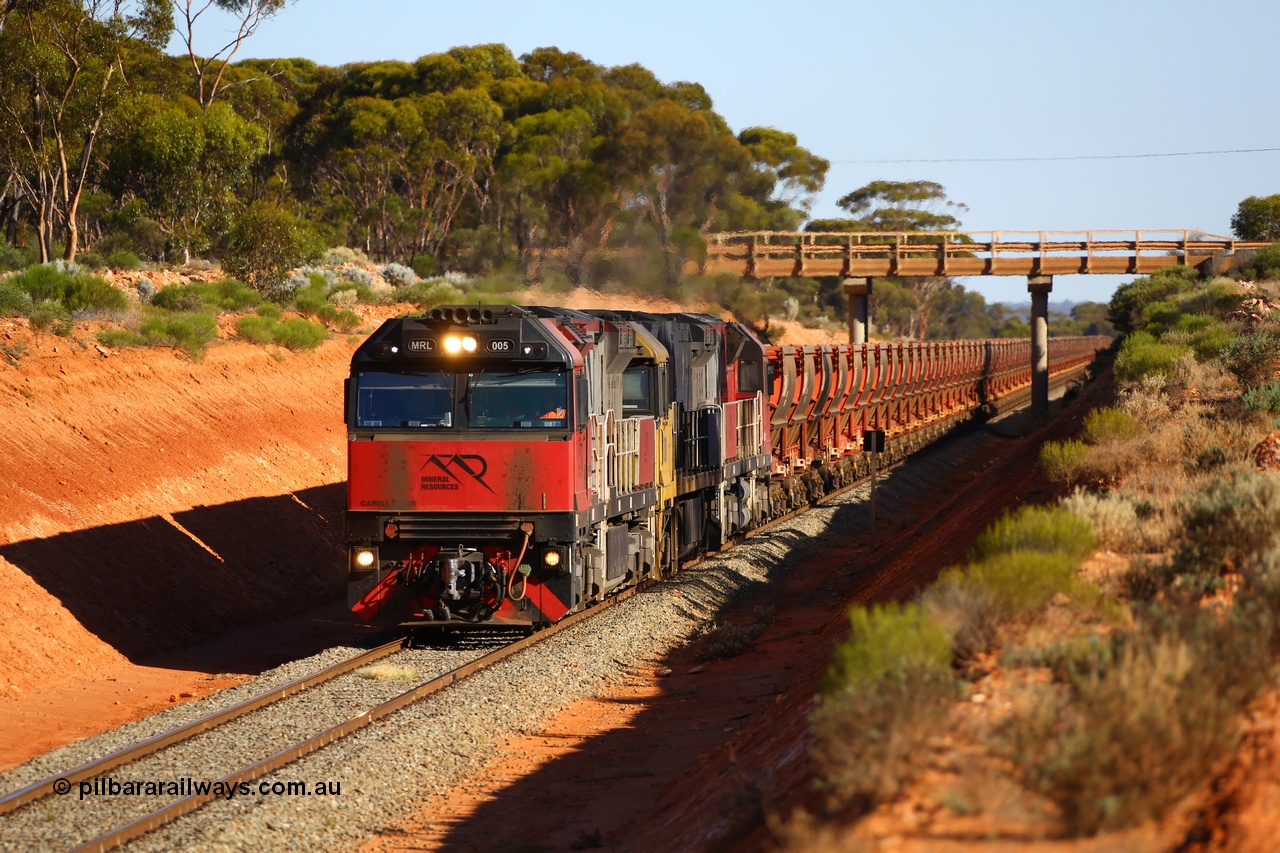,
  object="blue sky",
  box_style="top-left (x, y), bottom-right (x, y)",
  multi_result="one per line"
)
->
top-left (173, 0), bottom-right (1280, 304)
